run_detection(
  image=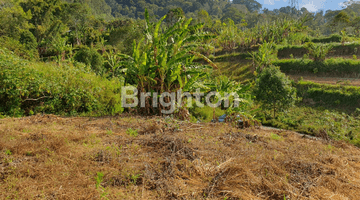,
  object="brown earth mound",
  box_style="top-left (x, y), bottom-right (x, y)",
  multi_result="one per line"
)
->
top-left (1, 114), bottom-right (360, 199)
